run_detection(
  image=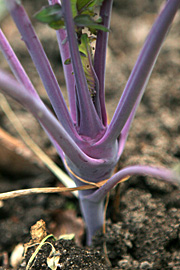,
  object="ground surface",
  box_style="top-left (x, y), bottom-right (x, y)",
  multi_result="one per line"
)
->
top-left (0, 0), bottom-right (180, 269)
